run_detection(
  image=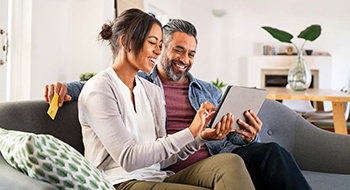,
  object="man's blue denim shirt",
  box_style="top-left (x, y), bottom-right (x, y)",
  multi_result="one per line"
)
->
top-left (66, 65), bottom-right (259, 156)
